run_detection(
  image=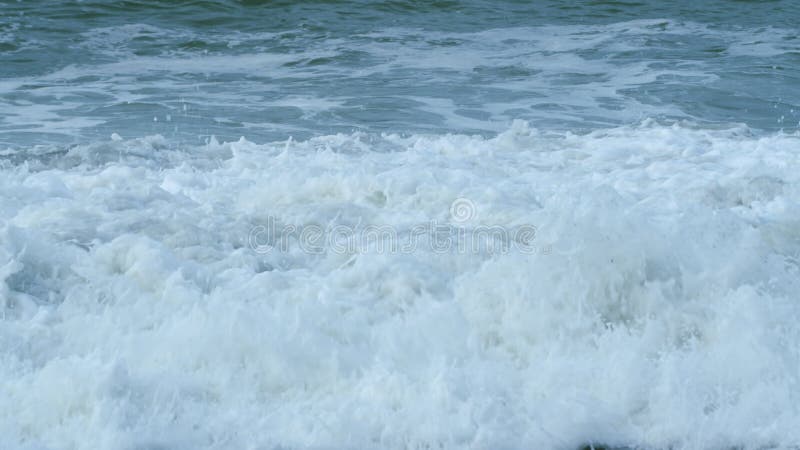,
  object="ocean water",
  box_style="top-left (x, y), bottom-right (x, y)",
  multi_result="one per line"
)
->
top-left (1, 1), bottom-right (800, 449)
